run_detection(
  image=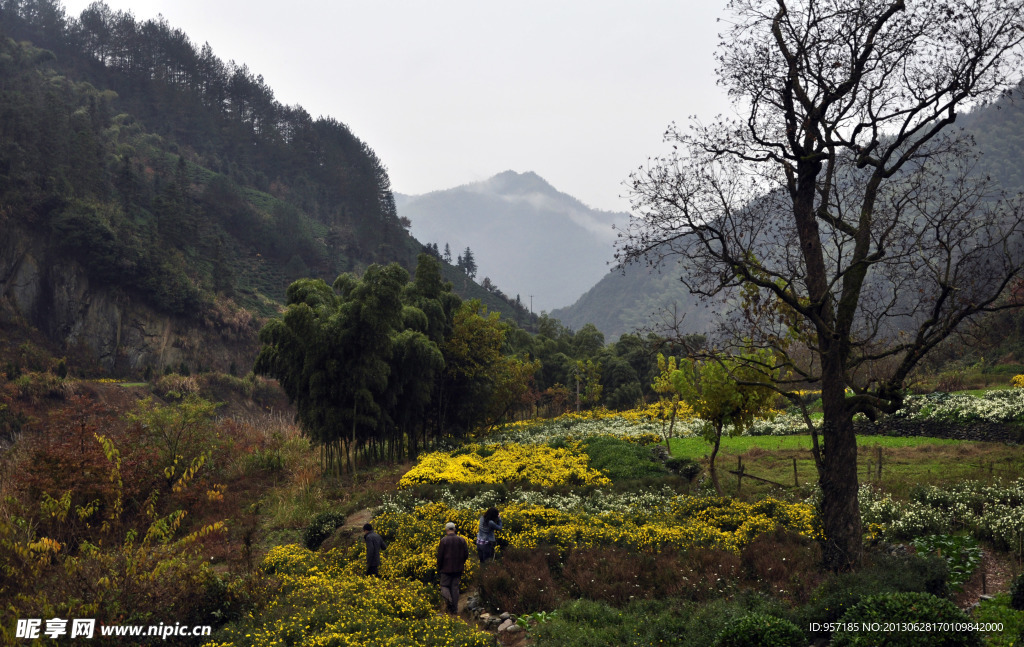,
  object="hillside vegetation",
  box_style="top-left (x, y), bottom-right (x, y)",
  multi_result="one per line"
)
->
top-left (0, 0), bottom-right (535, 379)
top-left (0, 4), bottom-right (411, 317)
